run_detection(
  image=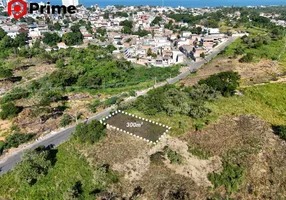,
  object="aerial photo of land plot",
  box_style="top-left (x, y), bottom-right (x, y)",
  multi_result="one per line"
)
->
top-left (0, 0), bottom-right (286, 199)
top-left (104, 111), bottom-right (169, 142)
